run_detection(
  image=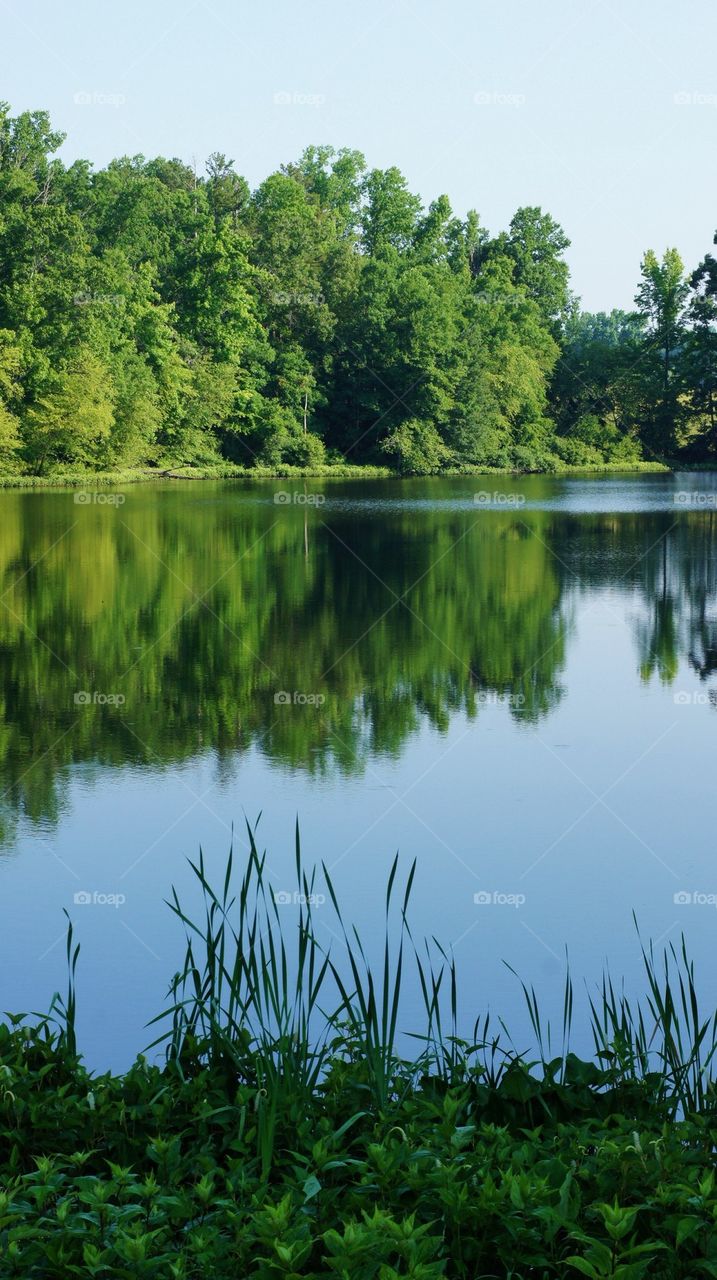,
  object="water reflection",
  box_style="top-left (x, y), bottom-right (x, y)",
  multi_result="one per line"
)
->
top-left (0, 478), bottom-right (714, 839)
